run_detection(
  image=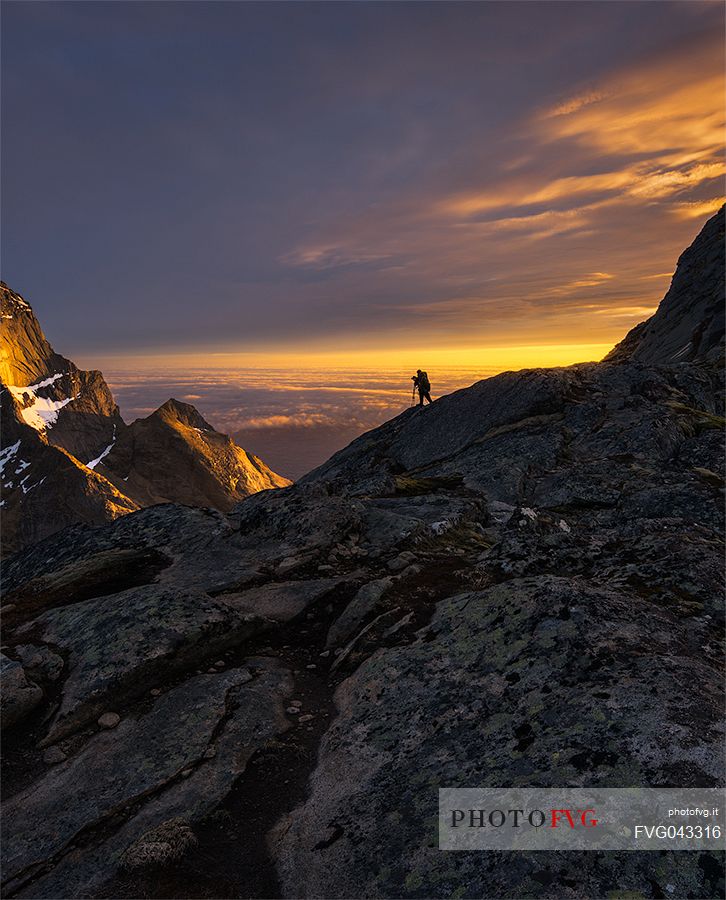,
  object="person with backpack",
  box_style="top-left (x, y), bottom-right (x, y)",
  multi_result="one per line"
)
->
top-left (411, 369), bottom-right (432, 406)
